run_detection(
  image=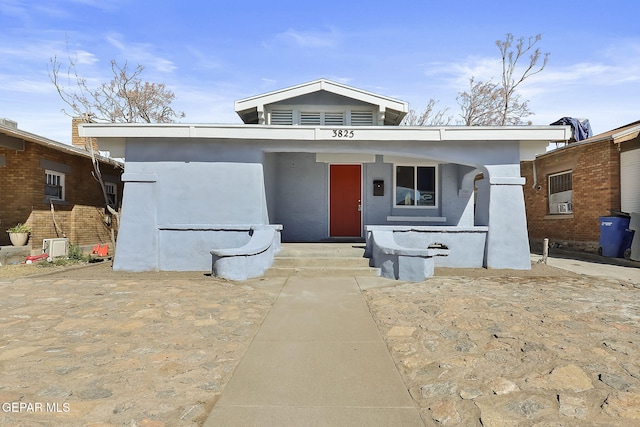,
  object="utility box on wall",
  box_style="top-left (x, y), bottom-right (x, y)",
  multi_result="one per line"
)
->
top-left (373, 180), bottom-right (384, 196)
top-left (43, 238), bottom-right (69, 258)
